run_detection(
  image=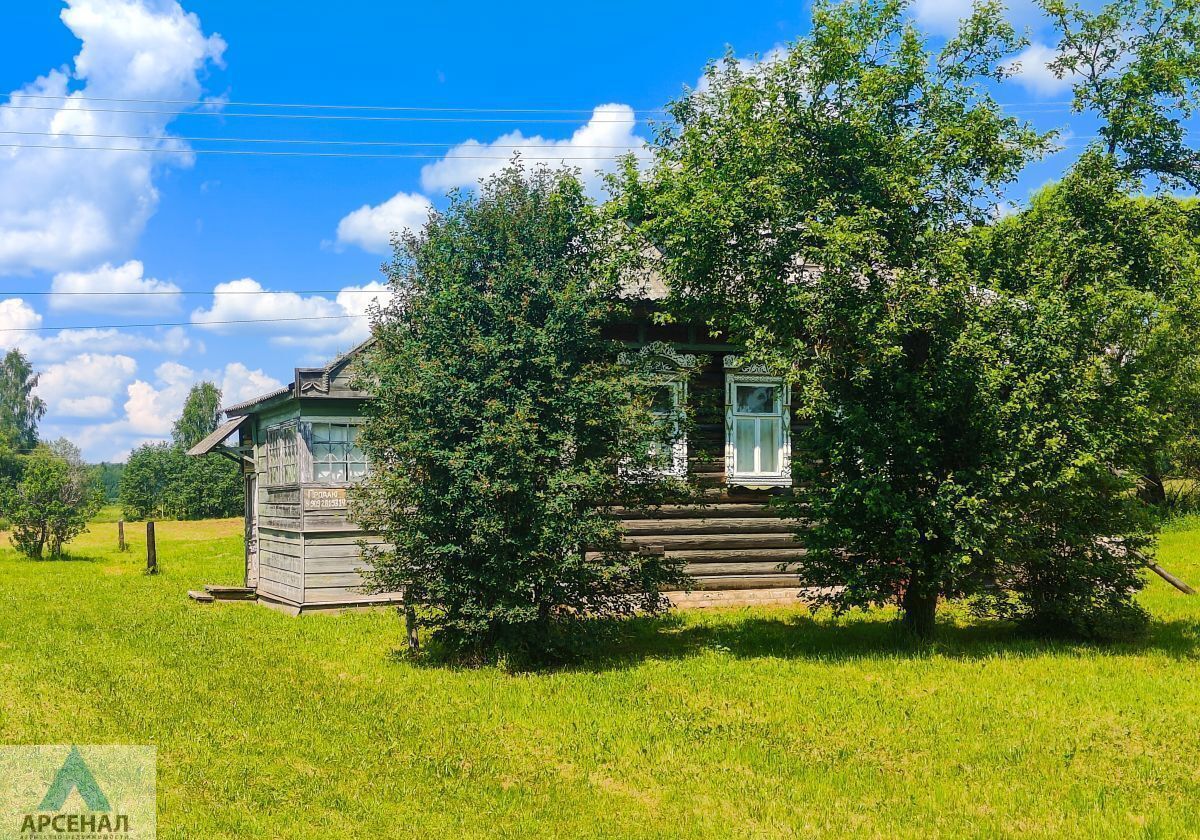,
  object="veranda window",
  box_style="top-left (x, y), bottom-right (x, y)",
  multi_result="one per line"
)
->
top-left (265, 422), bottom-right (298, 486)
top-left (310, 422), bottom-right (368, 483)
top-left (648, 381), bottom-right (687, 478)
